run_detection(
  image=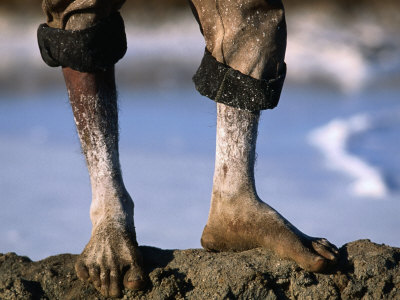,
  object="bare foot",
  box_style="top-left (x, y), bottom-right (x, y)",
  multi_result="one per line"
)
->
top-left (75, 219), bottom-right (146, 298)
top-left (201, 188), bottom-right (339, 272)
top-left (63, 66), bottom-right (146, 297)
